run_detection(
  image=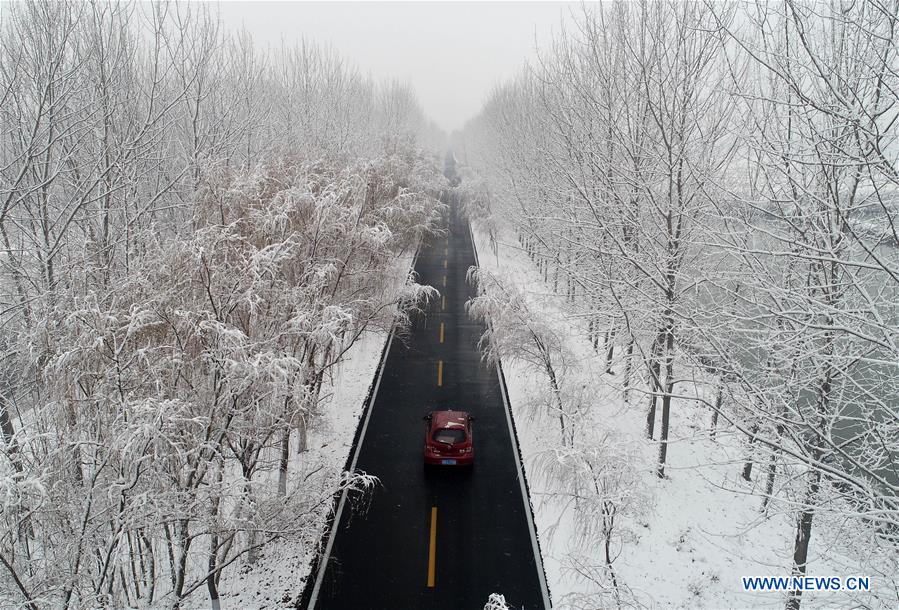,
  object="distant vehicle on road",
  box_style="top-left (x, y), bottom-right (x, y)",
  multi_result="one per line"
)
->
top-left (423, 410), bottom-right (474, 467)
